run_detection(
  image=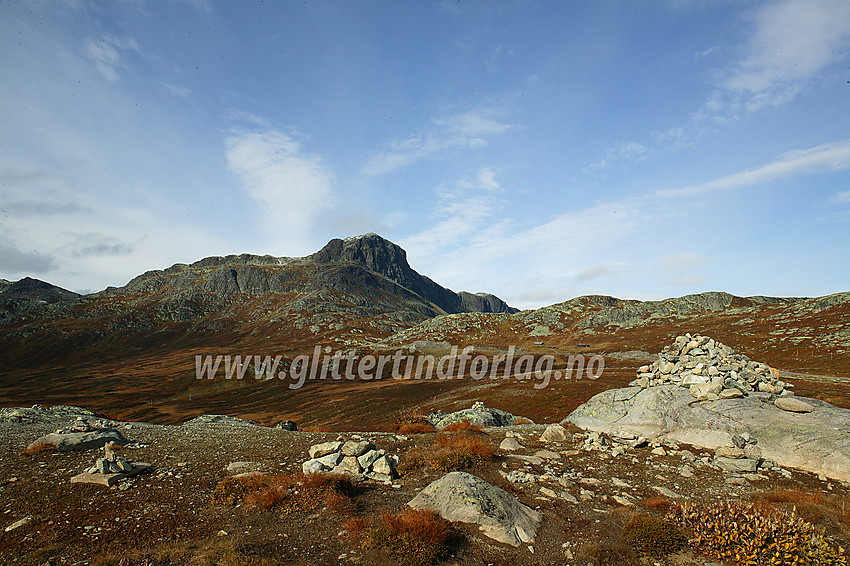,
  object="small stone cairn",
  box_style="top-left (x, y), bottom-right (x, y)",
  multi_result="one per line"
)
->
top-left (71, 442), bottom-right (151, 487)
top-left (302, 436), bottom-right (399, 483)
top-left (629, 333), bottom-right (792, 401)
